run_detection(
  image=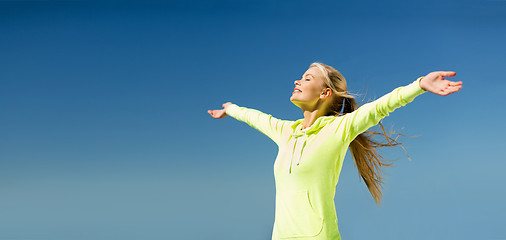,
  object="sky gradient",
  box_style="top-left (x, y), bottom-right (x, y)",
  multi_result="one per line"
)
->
top-left (1, 1), bottom-right (506, 239)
